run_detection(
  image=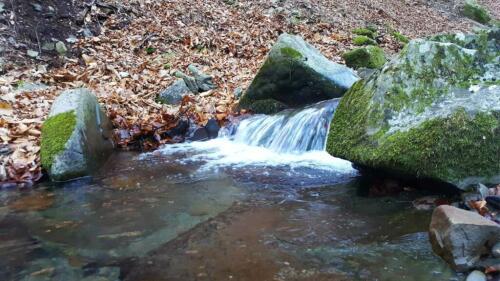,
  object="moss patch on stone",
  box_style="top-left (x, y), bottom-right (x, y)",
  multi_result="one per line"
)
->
top-left (353, 35), bottom-right (377, 46)
top-left (342, 46), bottom-right (386, 69)
top-left (391, 31), bottom-right (409, 44)
top-left (353, 28), bottom-right (377, 39)
top-left (327, 80), bottom-right (499, 185)
top-left (41, 111), bottom-right (77, 170)
top-left (280, 47), bottom-right (303, 59)
top-left (462, 1), bottom-right (491, 24)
